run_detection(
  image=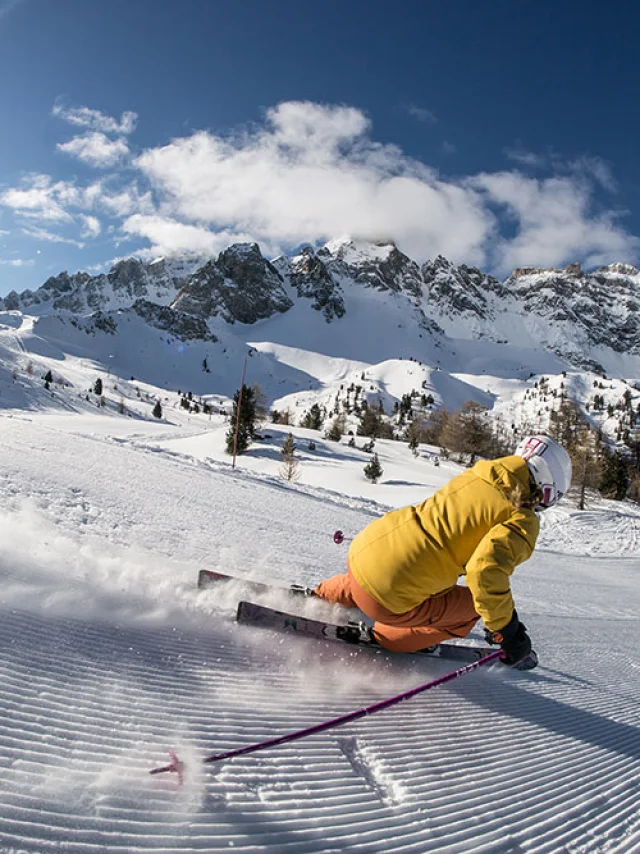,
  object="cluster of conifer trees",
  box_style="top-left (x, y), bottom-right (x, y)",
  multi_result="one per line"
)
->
top-left (228, 381), bottom-right (640, 503)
